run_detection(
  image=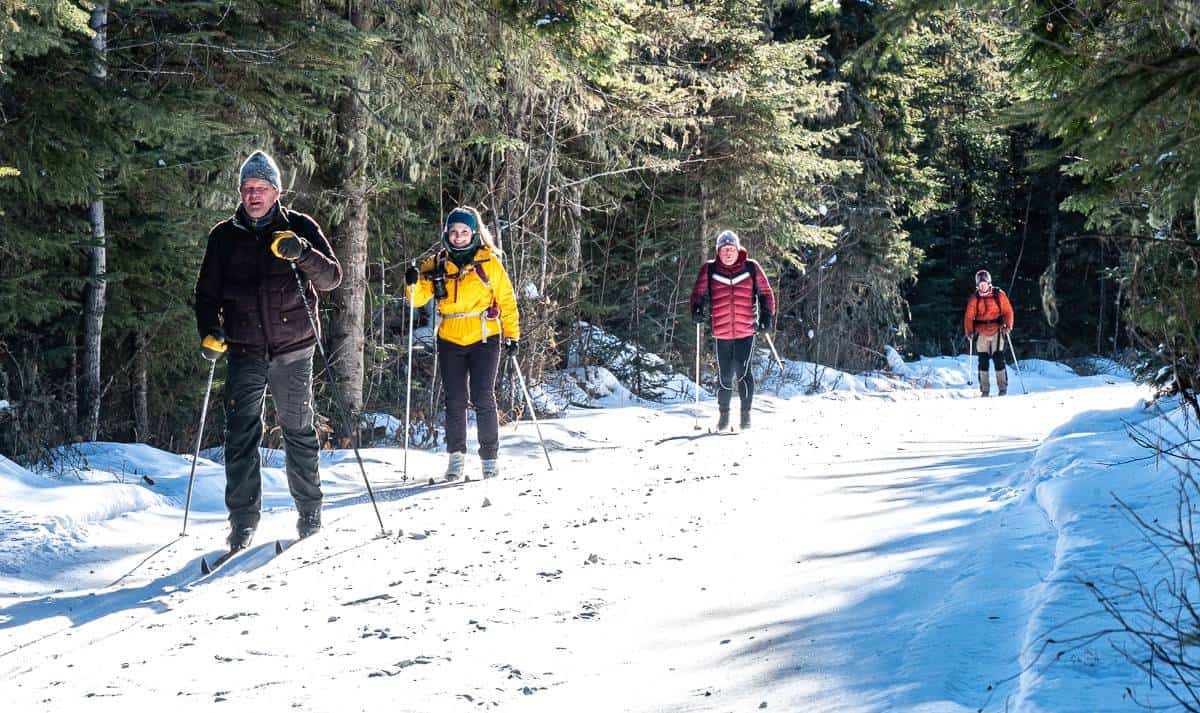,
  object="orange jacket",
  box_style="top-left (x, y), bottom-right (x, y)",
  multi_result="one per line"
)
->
top-left (964, 288), bottom-right (1014, 337)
